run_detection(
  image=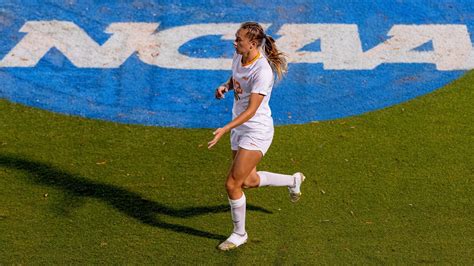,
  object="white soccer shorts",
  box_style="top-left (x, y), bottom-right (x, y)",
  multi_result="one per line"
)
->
top-left (230, 129), bottom-right (273, 156)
